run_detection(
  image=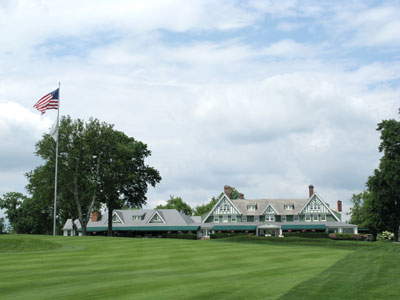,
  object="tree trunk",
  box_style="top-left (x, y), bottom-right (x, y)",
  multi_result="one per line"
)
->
top-left (73, 164), bottom-right (87, 236)
top-left (80, 218), bottom-right (87, 236)
top-left (85, 154), bottom-right (102, 231)
top-left (107, 208), bottom-right (113, 237)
